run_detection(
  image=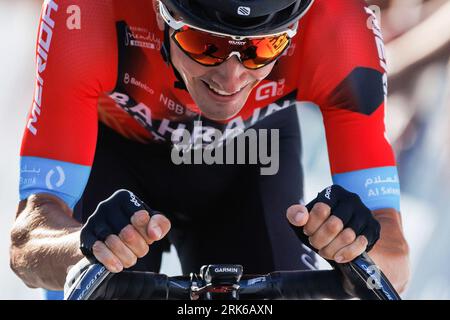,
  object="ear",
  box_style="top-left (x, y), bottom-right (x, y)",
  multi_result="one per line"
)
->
top-left (153, 0), bottom-right (165, 31)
